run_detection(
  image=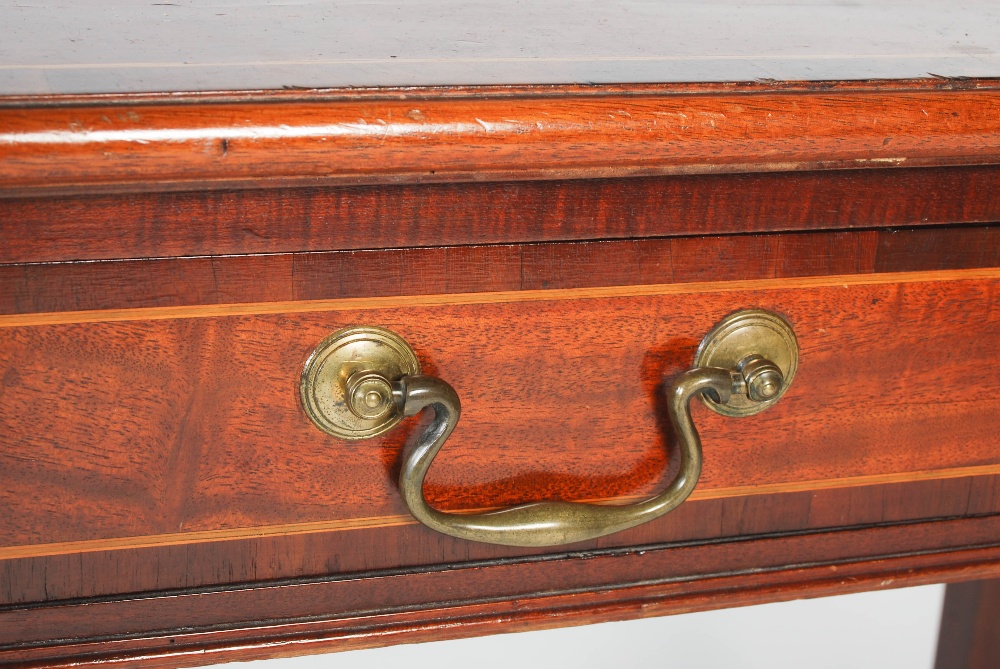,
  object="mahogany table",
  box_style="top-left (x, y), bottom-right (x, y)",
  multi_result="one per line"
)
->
top-left (1, 2), bottom-right (999, 667)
